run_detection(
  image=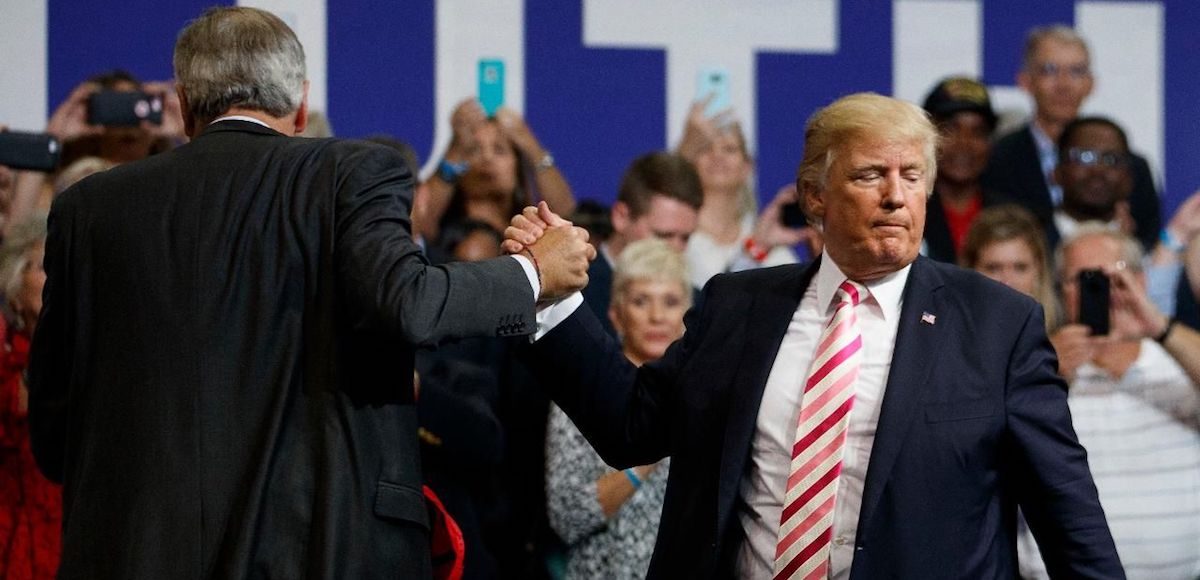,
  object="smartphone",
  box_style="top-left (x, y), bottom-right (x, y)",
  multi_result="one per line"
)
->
top-left (88, 90), bottom-right (163, 126)
top-left (780, 202), bottom-right (808, 228)
top-left (0, 131), bottom-right (61, 172)
top-left (478, 59), bottom-right (505, 118)
top-left (696, 68), bottom-right (731, 118)
top-left (1077, 269), bottom-right (1110, 336)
